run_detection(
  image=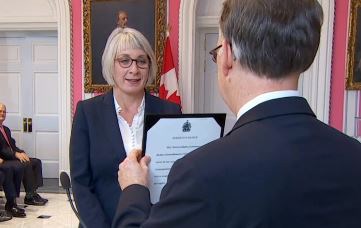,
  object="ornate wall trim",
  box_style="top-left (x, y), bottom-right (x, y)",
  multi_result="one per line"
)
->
top-left (56, 0), bottom-right (72, 175)
top-left (179, 0), bottom-right (198, 113)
